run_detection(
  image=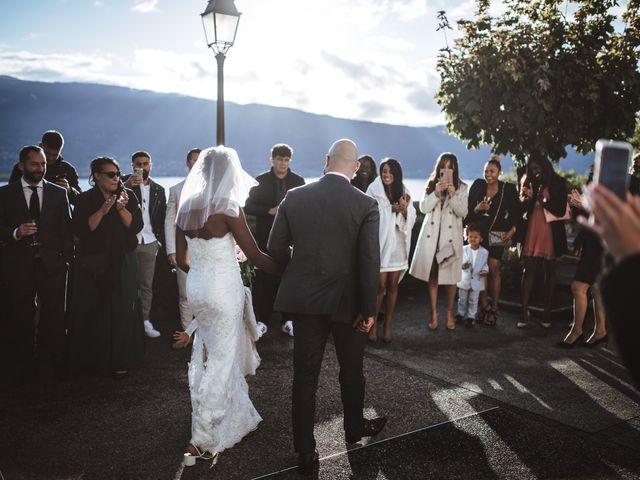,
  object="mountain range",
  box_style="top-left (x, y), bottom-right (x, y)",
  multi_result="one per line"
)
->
top-left (0, 75), bottom-right (592, 180)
